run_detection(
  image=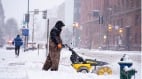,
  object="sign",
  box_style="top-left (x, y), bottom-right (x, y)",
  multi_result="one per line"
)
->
top-left (22, 28), bottom-right (29, 36)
